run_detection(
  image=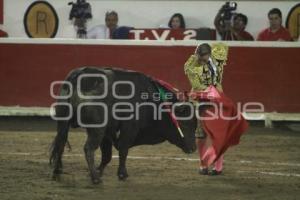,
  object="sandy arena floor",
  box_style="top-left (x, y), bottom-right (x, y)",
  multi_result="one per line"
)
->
top-left (0, 125), bottom-right (299, 200)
